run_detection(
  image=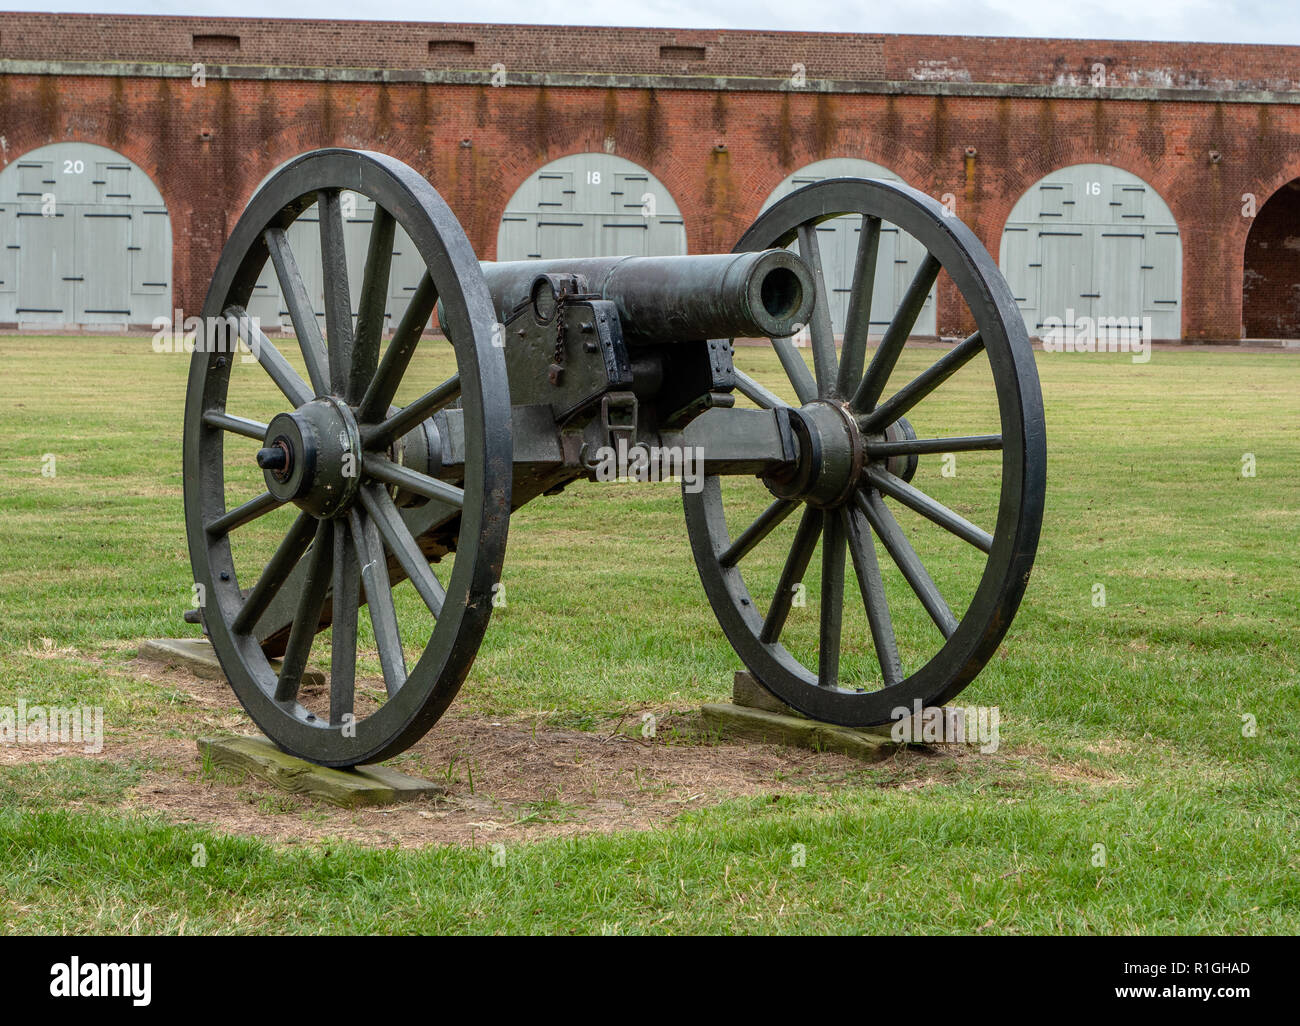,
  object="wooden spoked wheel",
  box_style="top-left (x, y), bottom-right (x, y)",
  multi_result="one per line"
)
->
top-left (684, 178), bottom-right (1045, 726)
top-left (184, 149), bottom-right (511, 766)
